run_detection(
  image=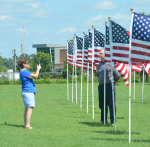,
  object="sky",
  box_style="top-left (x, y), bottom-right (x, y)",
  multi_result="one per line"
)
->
top-left (0, 0), bottom-right (150, 58)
